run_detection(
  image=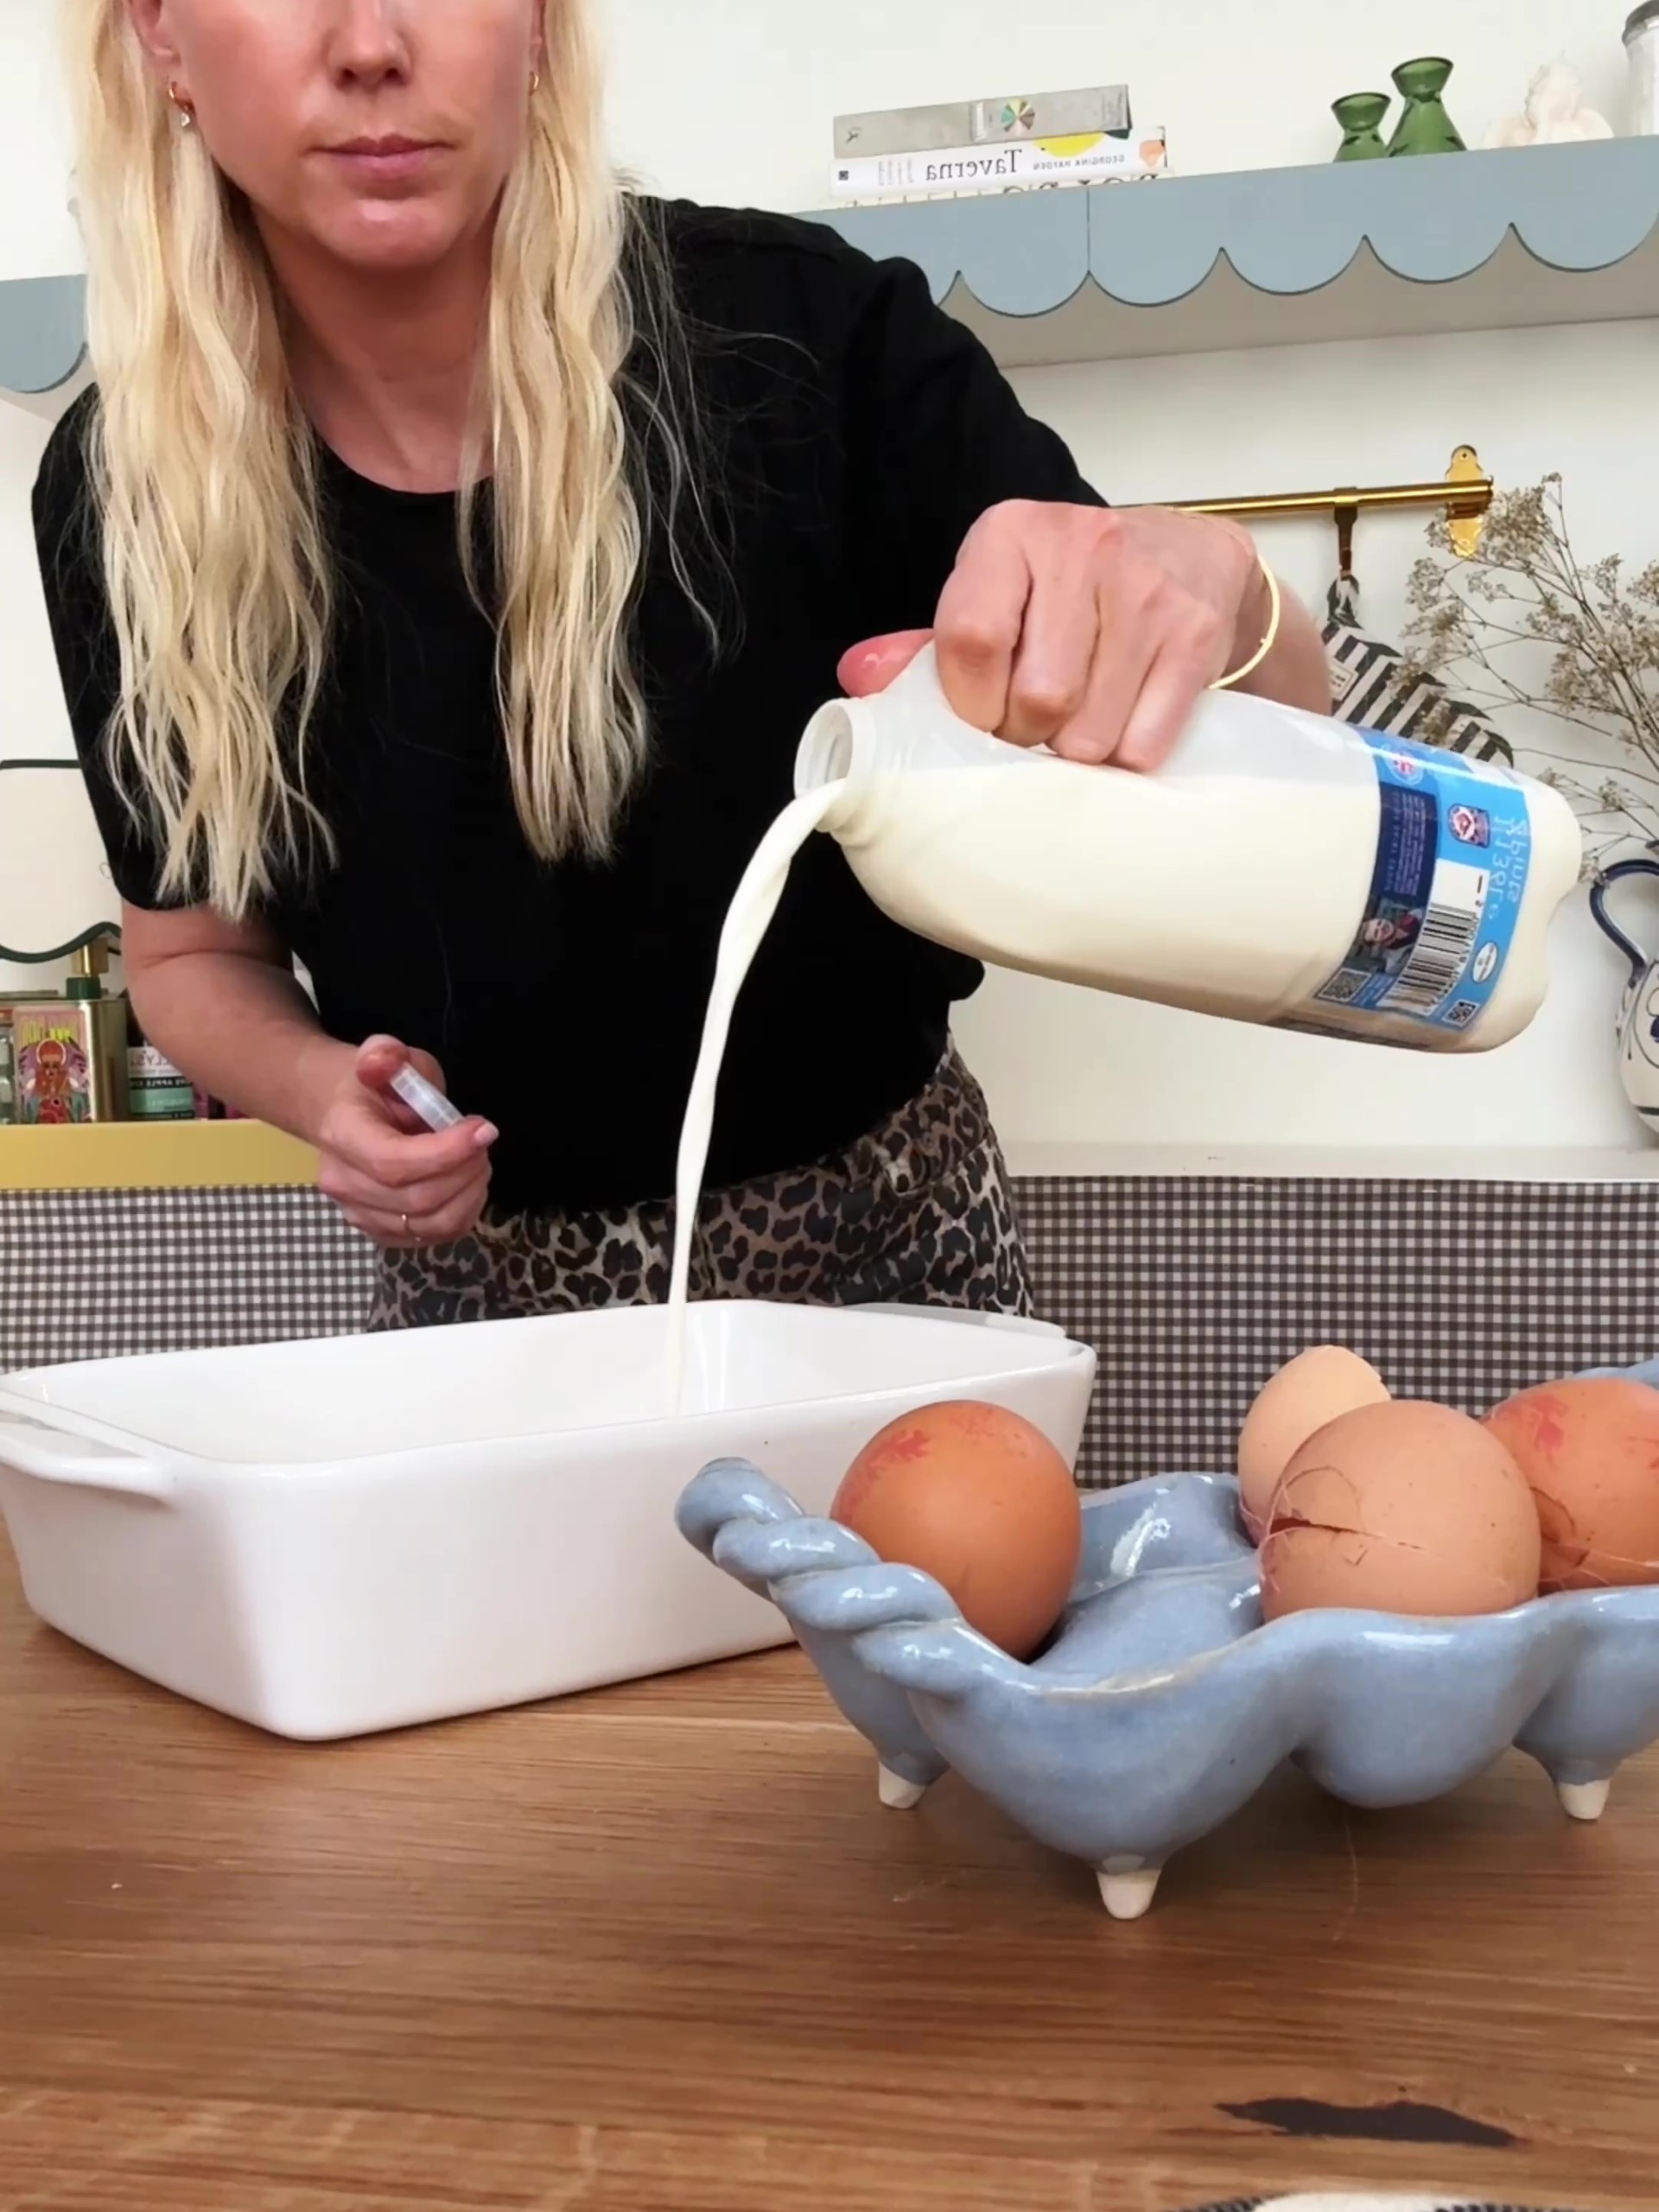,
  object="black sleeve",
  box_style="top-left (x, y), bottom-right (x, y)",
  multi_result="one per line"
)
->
top-left (837, 246), bottom-right (1106, 632)
top-left (30, 394), bottom-right (183, 912)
